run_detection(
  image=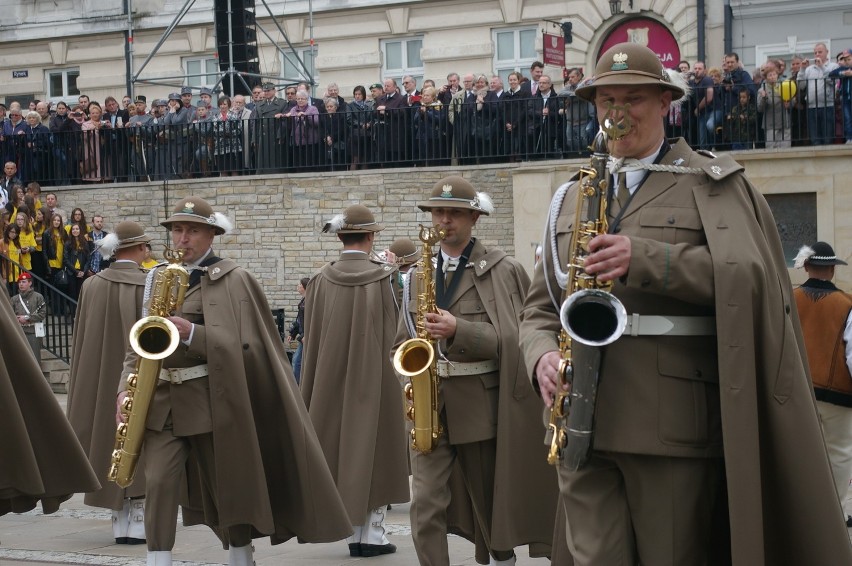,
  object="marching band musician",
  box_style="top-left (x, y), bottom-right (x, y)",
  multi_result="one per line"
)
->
top-left (1, 286), bottom-right (100, 515)
top-left (520, 42), bottom-right (852, 564)
top-left (301, 204), bottom-right (410, 558)
top-left (117, 196), bottom-right (351, 566)
top-left (68, 221), bottom-right (151, 545)
top-left (392, 176), bottom-right (557, 566)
